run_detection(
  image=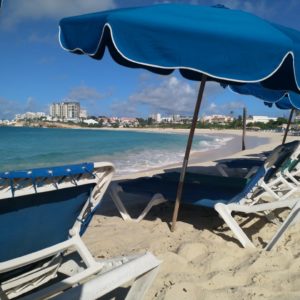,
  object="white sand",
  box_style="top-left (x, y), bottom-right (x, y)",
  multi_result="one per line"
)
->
top-left (83, 129), bottom-right (300, 299)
